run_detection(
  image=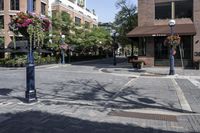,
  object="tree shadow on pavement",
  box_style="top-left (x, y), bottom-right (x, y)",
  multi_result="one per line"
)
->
top-left (0, 88), bottom-right (13, 96)
top-left (0, 111), bottom-right (182, 133)
top-left (37, 79), bottom-right (190, 113)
